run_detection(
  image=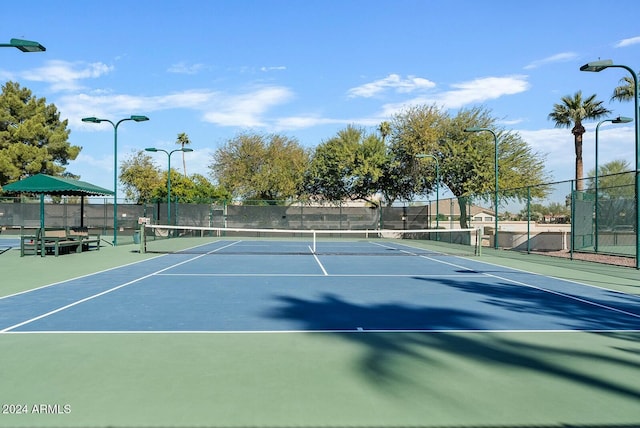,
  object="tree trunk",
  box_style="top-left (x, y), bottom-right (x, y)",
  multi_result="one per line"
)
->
top-left (457, 196), bottom-right (470, 229)
top-left (572, 125), bottom-right (585, 191)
